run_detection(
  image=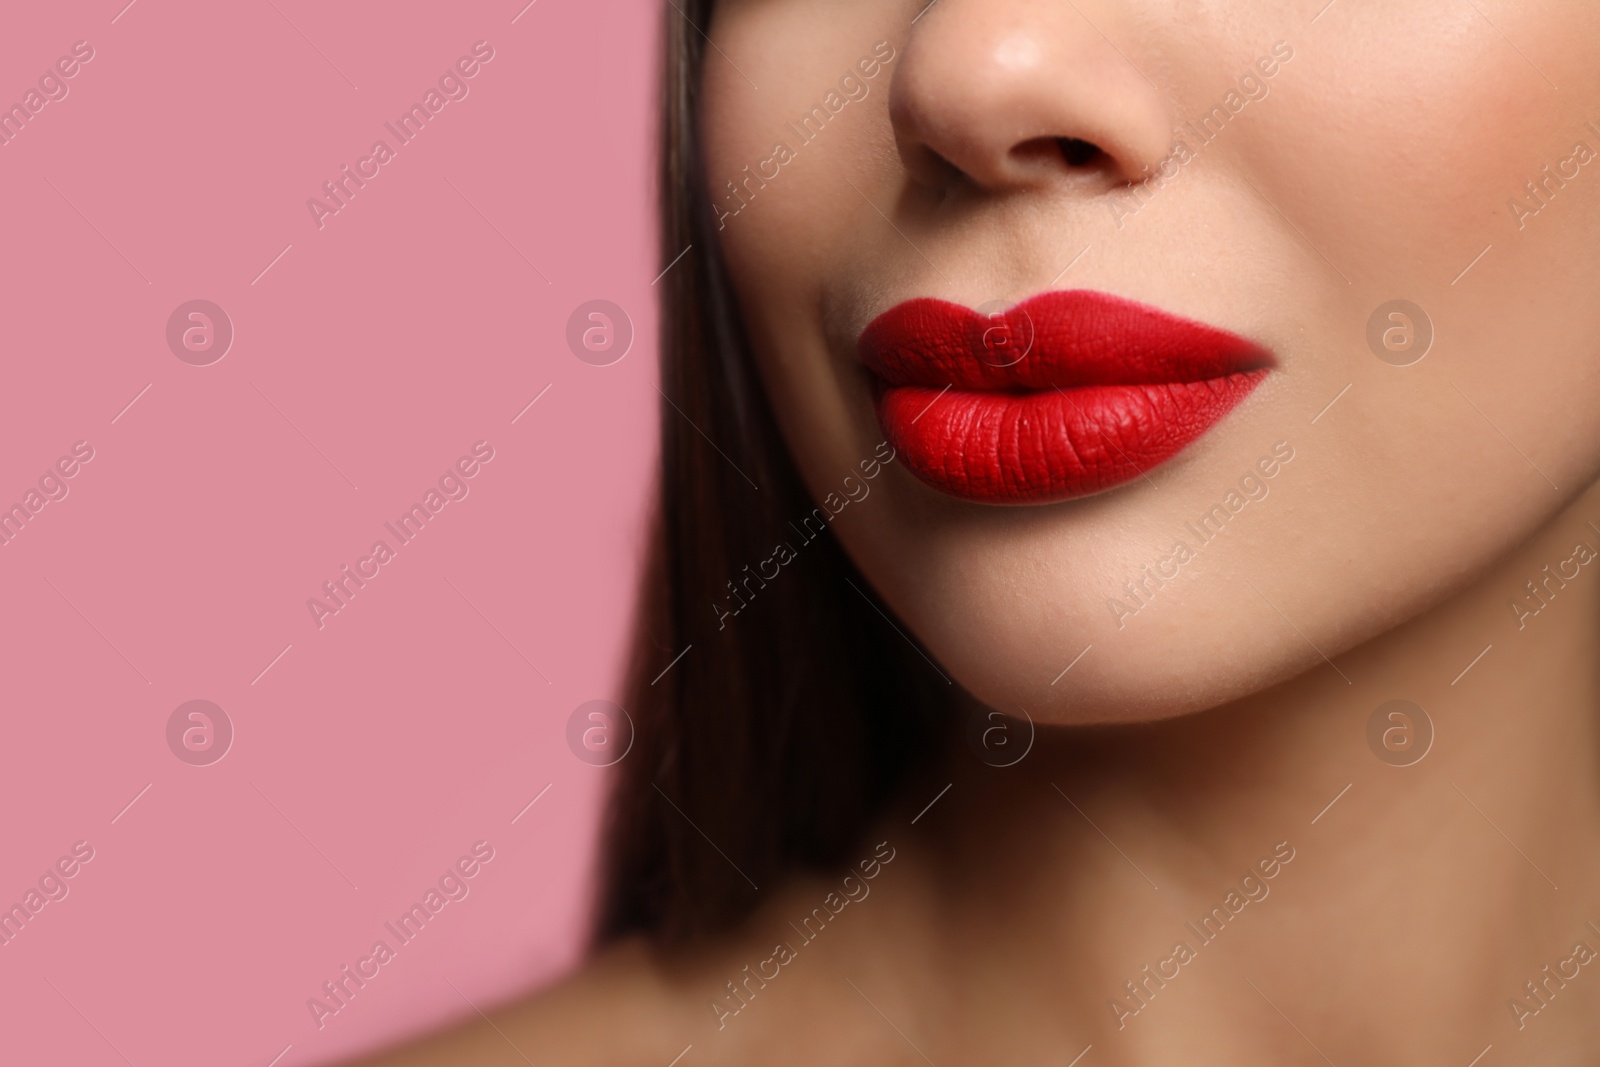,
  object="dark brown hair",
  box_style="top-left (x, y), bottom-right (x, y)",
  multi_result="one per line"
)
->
top-left (592, 0), bottom-right (957, 945)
